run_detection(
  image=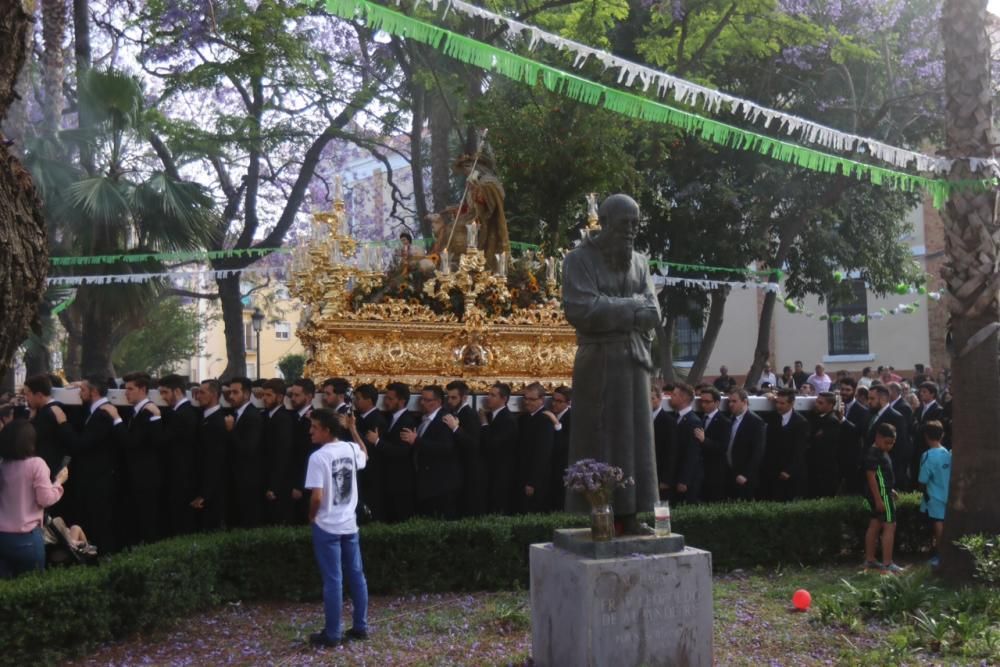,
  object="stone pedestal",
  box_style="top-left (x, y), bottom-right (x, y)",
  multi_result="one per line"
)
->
top-left (530, 537), bottom-right (713, 667)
